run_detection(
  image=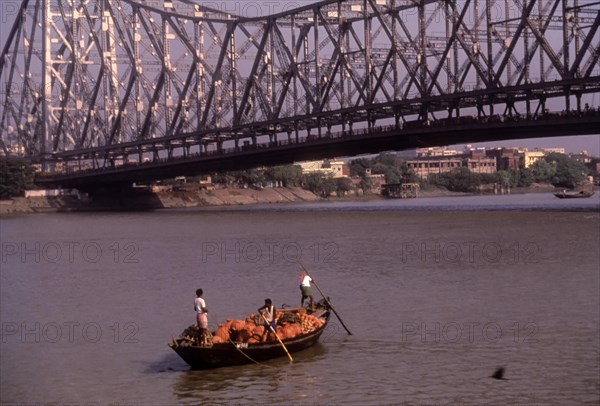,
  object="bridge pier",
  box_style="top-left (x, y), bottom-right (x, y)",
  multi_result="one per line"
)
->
top-left (76, 184), bottom-right (166, 211)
